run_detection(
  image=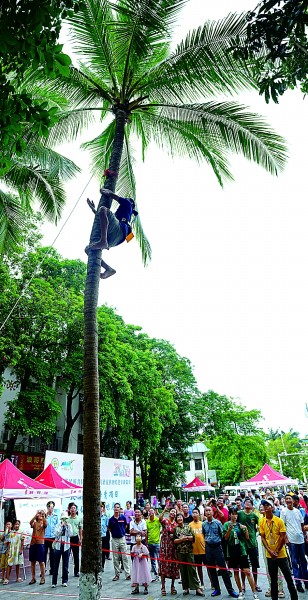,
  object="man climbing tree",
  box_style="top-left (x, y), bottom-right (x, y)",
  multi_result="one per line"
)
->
top-left (86, 187), bottom-right (137, 279)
